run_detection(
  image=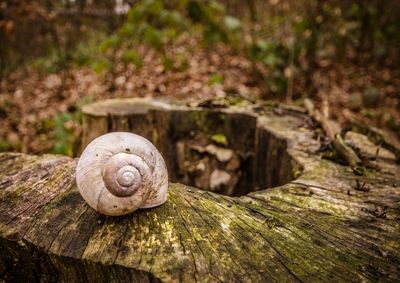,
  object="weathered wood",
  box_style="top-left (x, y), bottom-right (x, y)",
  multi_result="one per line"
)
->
top-left (79, 98), bottom-right (300, 195)
top-left (303, 98), bottom-right (362, 170)
top-left (343, 110), bottom-right (400, 163)
top-left (1, 99), bottom-right (400, 282)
